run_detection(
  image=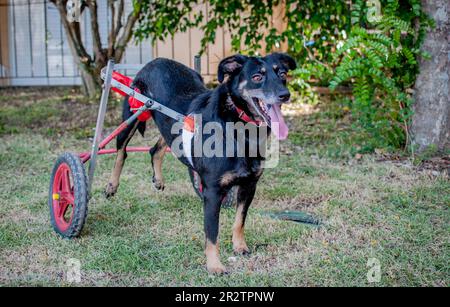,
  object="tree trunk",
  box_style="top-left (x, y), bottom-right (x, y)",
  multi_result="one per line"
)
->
top-left (80, 68), bottom-right (101, 98)
top-left (50, 0), bottom-right (141, 99)
top-left (411, 0), bottom-right (450, 152)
